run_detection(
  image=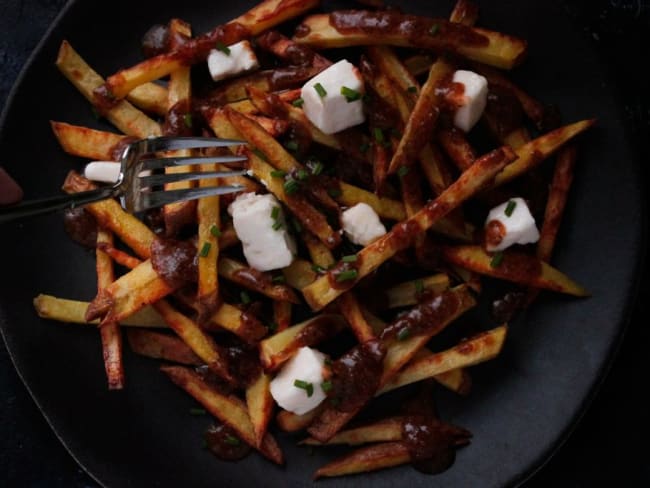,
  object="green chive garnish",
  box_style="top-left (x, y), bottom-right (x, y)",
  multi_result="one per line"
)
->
top-left (271, 206), bottom-right (280, 220)
top-left (268, 322), bottom-right (278, 333)
top-left (490, 251), bottom-right (504, 268)
top-left (285, 140), bottom-right (299, 152)
top-left (314, 83), bottom-right (327, 98)
top-left (397, 166), bottom-right (409, 178)
top-left (505, 200), bottom-right (517, 217)
top-left (252, 148), bottom-right (266, 160)
top-left (283, 178), bottom-right (300, 195)
top-left (272, 220), bottom-right (283, 231)
top-left (216, 42), bottom-right (231, 55)
top-left (270, 169), bottom-right (286, 178)
top-left (328, 188), bottom-right (342, 198)
top-left (311, 161), bottom-right (324, 176)
top-left (311, 264), bottom-right (326, 273)
top-left (190, 407), bottom-right (206, 415)
top-left (335, 269), bottom-right (358, 282)
top-left (373, 127), bottom-right (385, 143)
top-left (183, 113), bottom-right (193, 129)
top-left (209, 225), bottom-right (221, 238)
top-left (407, 86), bottom-right (417, 94)
top-left (292, 97), bottom-right (304, 107)
top-left (240, 291), bottom-right (251, 305)
top-left (292, 218), bottom-right (302, 234)
top-left (272, 275), bottom-right (286, 284)
top-left (224, 434), bottom-right (241, 446)
top-left (397, 327), bottom-right (411, 341)
top-left (294, 379), bottom-right (314, 397)
top-left (296, 168), bottom-right (309, 181)
top-left (341, 86), bottom-right (361, 102)
top-left (414, 279), bottom-right (424, 294)
top-left (199, 242), bottom-right (211, 257)
top-left (429, 24), bottom-right (440, 36)
top-left (359, 142), bottom-right (370, 153)
top-left (341, 254), bottom-right (357, 263)
top-left (321, 380), bottom-right (333, 393)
